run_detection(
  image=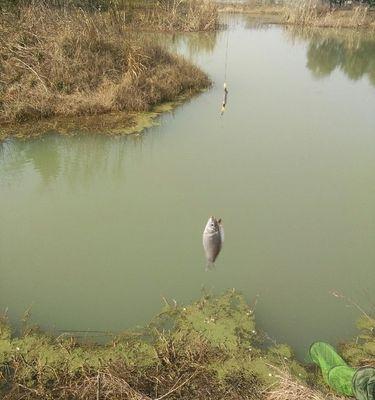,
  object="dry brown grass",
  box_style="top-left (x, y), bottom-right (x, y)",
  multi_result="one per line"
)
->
top-left (265, 367), bottom-right (345, 400)
top-left (218, 0), bottom-right (375, 29)
top-left (217, 1), bottom-right (284, 16)
top-left (0, 4), bottom-right (211, 126)
top-left (130, 0), bottom-right (219, 32)
top-left (0, 0), bottom-right (219, 32)
top-left (282, 0), bottom-right (375, 29)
